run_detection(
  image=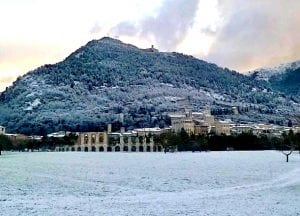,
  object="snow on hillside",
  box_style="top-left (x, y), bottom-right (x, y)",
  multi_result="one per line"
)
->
top-left (0, 151), bottom-right (299, 215)
top-left (24, 98), bottom-right (41, 111)
top-left (1, 37), bottom-right (298, 134)
top-left (249, 60), bottom-right (300, 81)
